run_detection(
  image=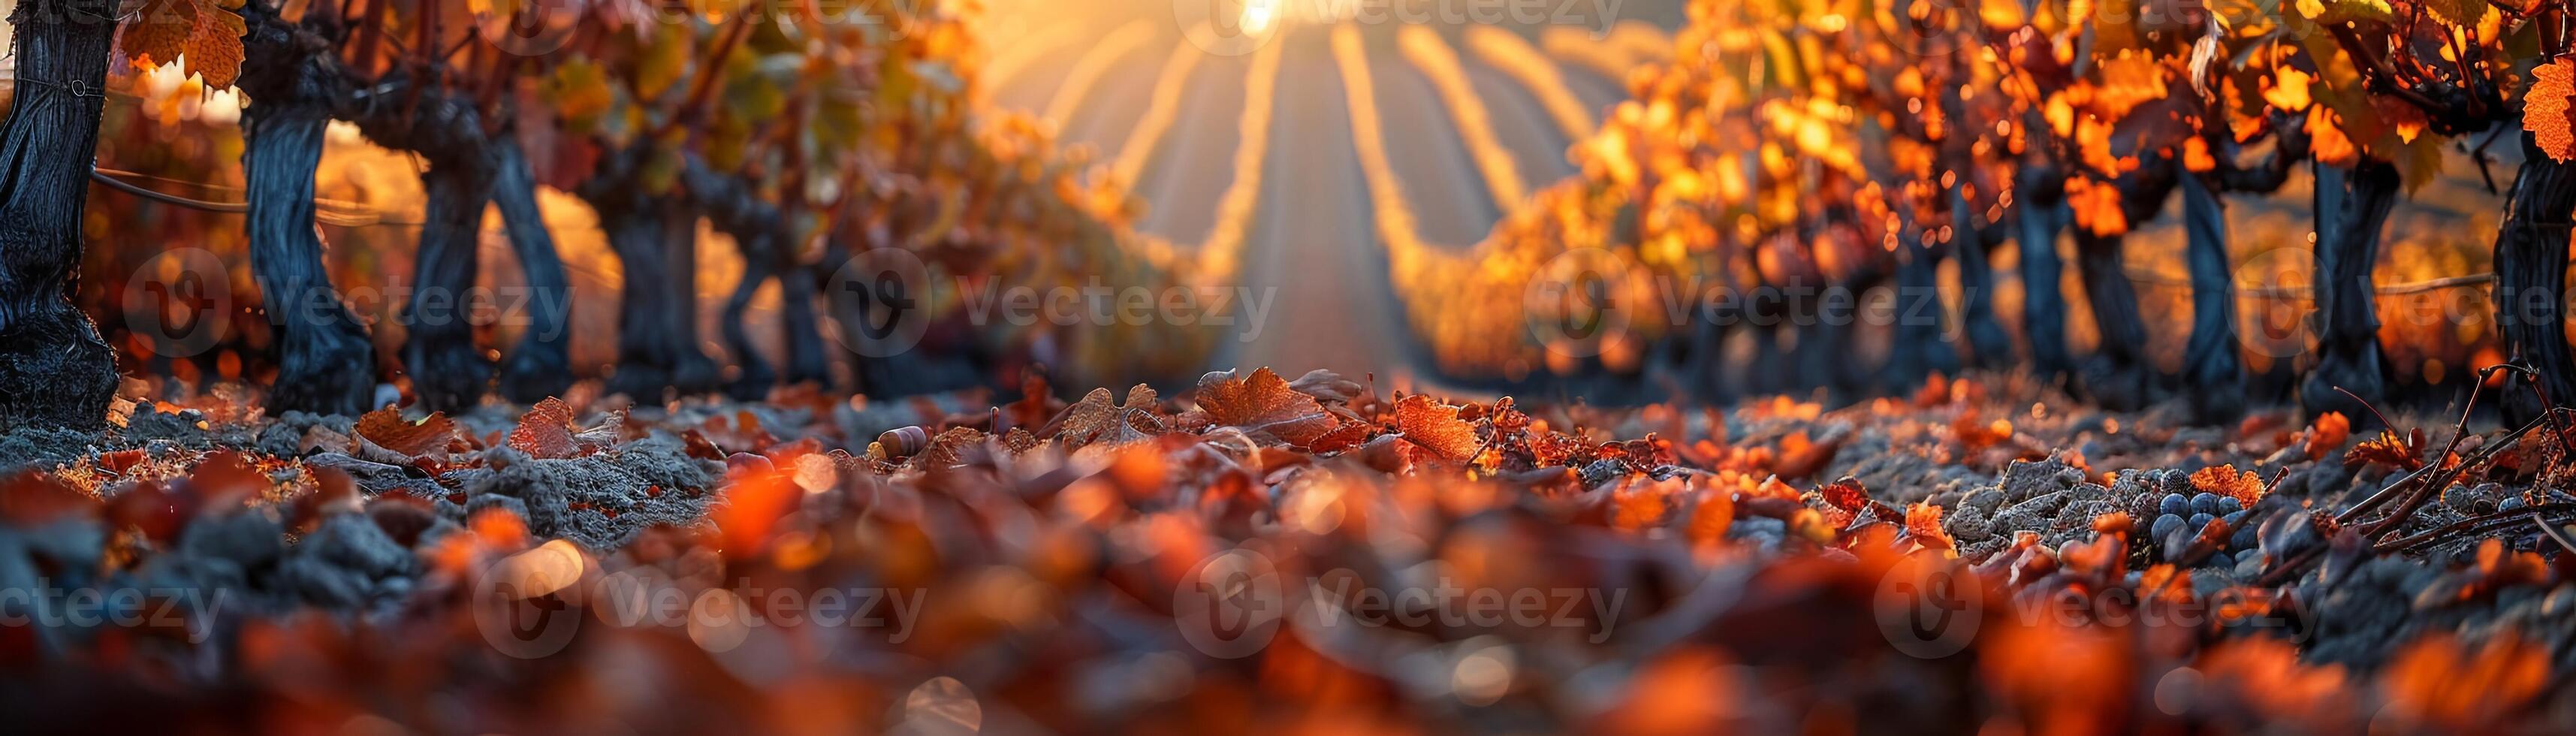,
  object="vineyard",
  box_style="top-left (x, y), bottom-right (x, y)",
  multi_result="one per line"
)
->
top-left (6, 0), bottom-right (2576, 731)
